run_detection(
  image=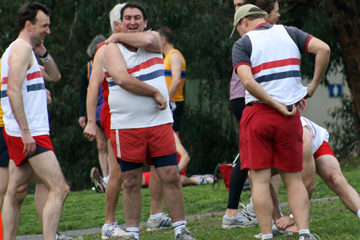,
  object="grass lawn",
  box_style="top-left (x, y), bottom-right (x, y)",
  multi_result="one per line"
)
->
top-left (17, 162), bottom-right (360, 239)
